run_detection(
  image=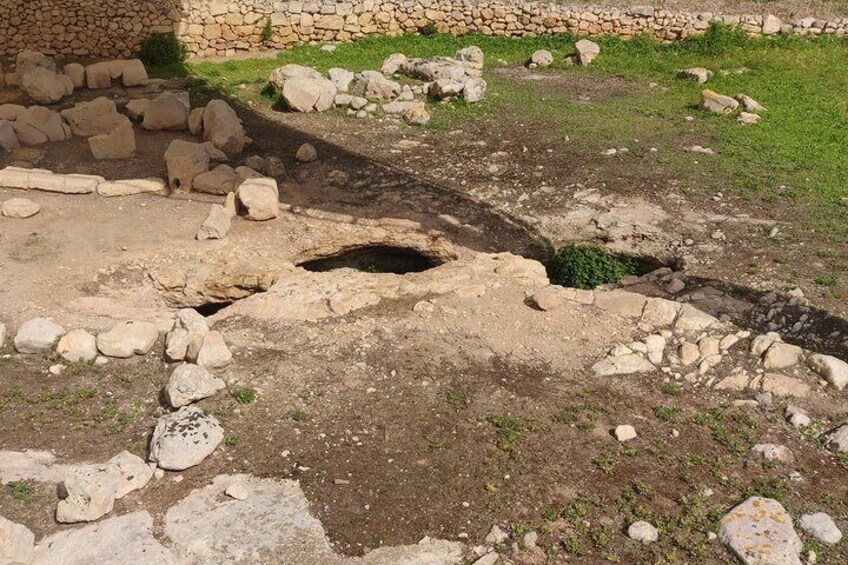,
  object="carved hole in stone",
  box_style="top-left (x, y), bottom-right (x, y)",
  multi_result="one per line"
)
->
top-left (193, 301), bottom-right (234, 317)
top-left (297, 245), bottom-right (444, 275)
